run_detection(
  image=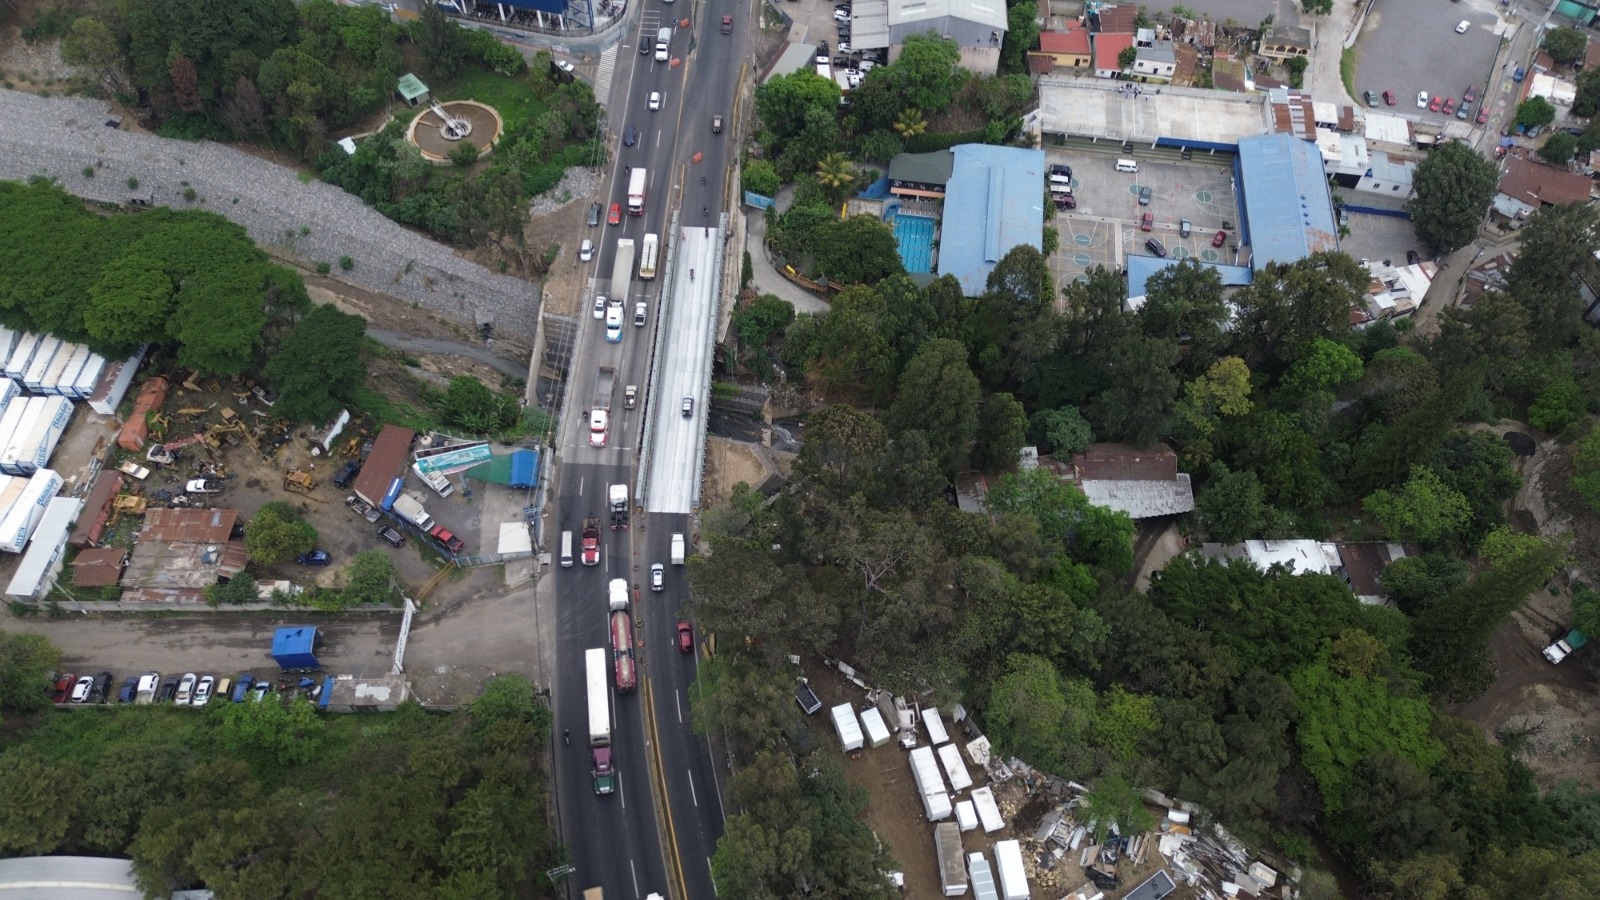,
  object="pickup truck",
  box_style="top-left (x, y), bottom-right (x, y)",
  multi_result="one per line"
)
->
top-left (346, 495), bottom-right (381, 523)
top-left (1543, 628), bottom-right (1588, 664)
top-left (429, 524), bottom-right (465, 554)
